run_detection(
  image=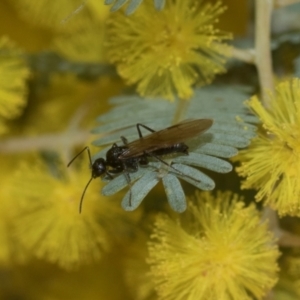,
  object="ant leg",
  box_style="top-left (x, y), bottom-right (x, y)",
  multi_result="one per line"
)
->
top-left (124, 172), bottom-right (133, 207)
top-left (136, 123), bottom-right (156, 138)
top-left (145, 151), bottom-right (201, 184)
top-left (105, 171), bottom-right (114, 180)
top-left (122, 164), bottom-right (133, 207)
